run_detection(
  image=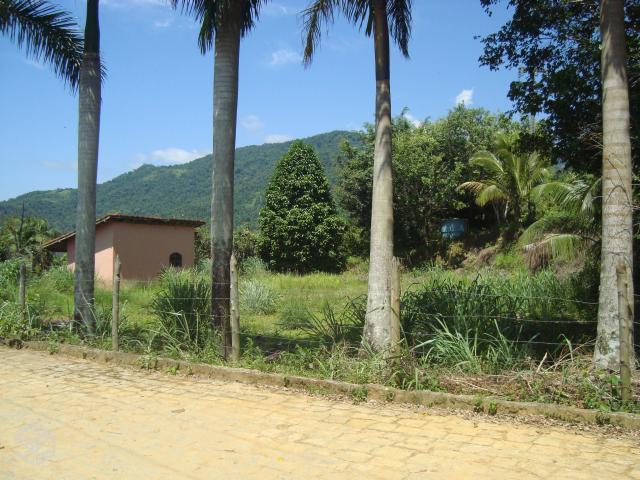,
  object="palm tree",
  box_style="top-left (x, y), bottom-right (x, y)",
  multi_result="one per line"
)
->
top-left (74, 0), bottom-right (101, 335)
top-left (458, 134), bottom-right (550, 241)
top-left (595, 0), bottom-right (634, 369)
top-left (520, 174), bottom-right (600, 265)
top-left (171, 0), bottom-right (266, 358)
top-left (0, 0), bottom-right (83, 87)
top-left (302, 0), bottom-right (413, 352)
